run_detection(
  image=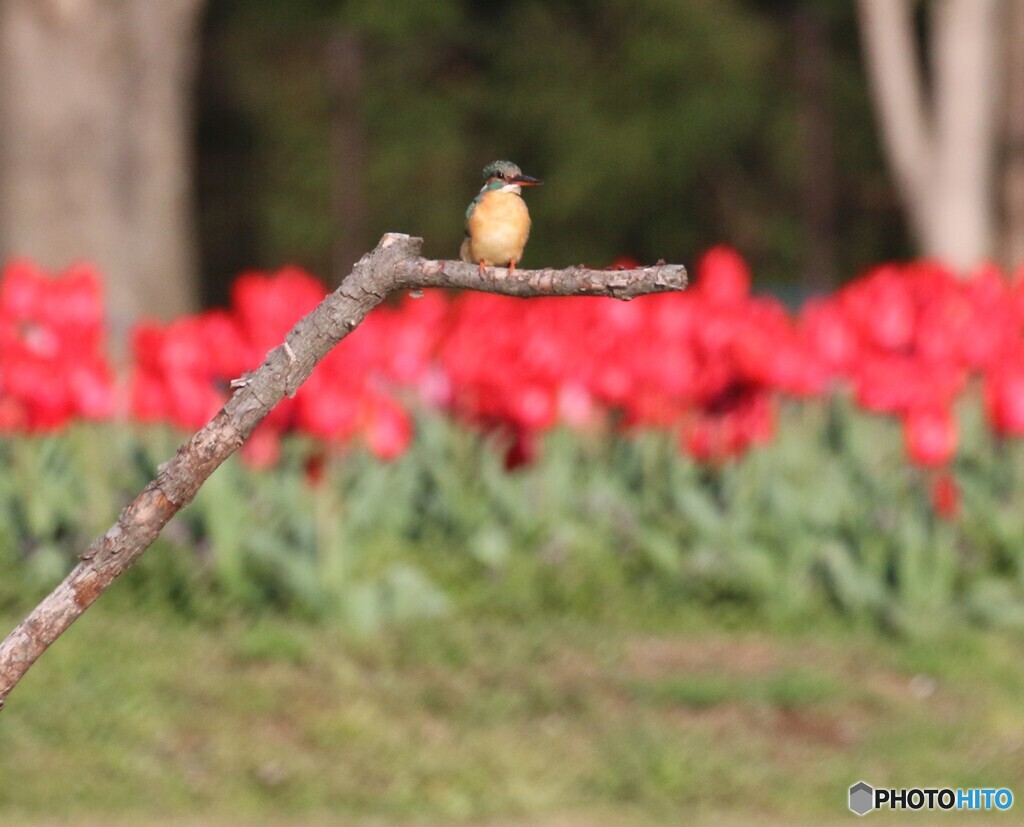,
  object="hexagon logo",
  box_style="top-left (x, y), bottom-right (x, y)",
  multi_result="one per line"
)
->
top-left (849, 781), bottom-right (874, 816)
